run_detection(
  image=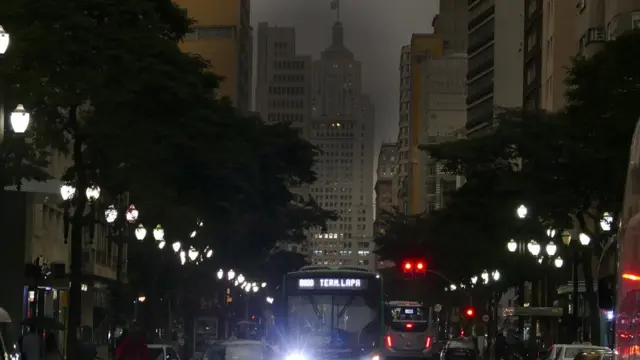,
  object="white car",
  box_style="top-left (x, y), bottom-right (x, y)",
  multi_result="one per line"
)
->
top-left (547, 344), bottom-right (612, 360)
